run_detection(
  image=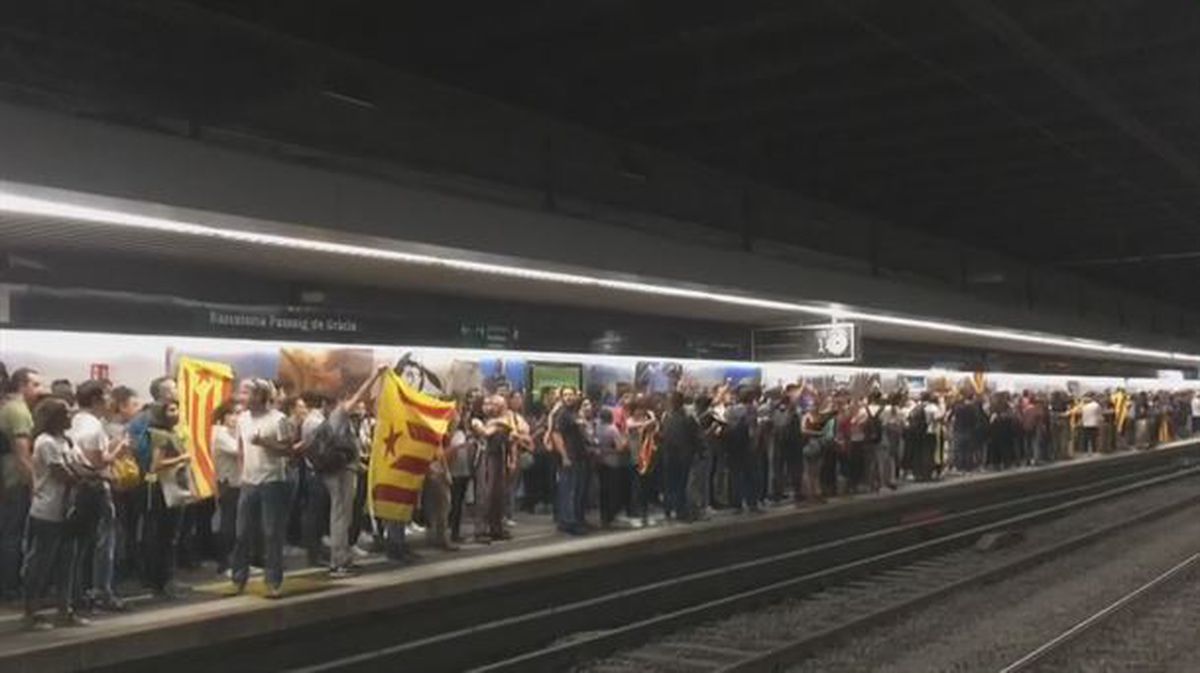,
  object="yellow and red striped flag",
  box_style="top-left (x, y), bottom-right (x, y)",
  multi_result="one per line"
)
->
top-left (176, 356), bottom-right (233, 500)
top-left (368, 370), bottom-right (455, 522)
